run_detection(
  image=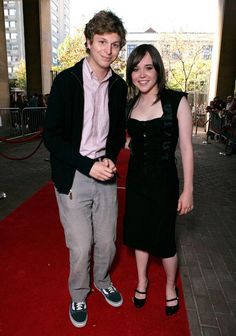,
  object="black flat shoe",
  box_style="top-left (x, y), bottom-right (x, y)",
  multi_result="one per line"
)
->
top-left (165, 287), bottom-right (179, 316)
top-left (133, 289), bottom-right (147, 308)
